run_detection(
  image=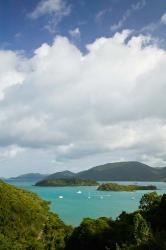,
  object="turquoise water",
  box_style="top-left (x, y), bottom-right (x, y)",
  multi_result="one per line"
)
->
top-left (8, 181), bottom-right (166, 226)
